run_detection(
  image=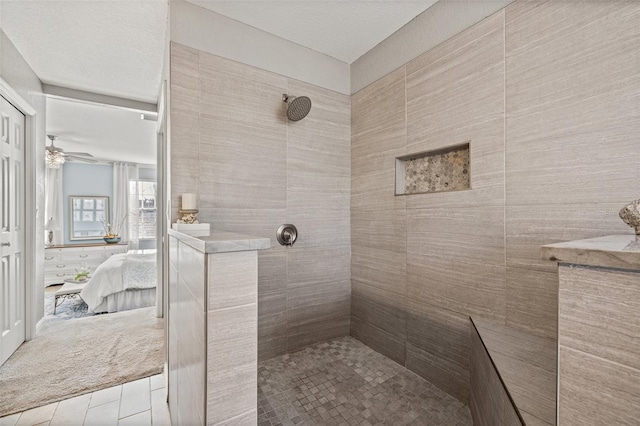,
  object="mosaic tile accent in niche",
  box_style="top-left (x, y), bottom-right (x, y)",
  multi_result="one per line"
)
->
top-left (402, 143), bottom-right (470, 195)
